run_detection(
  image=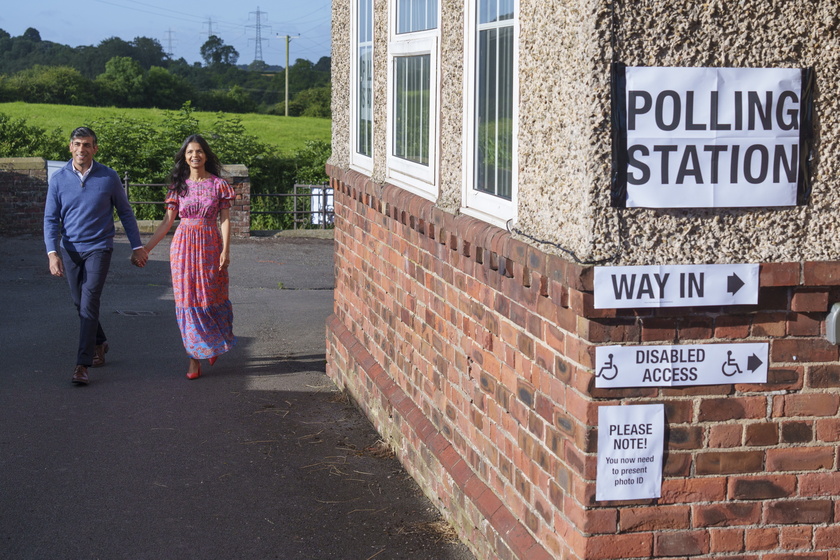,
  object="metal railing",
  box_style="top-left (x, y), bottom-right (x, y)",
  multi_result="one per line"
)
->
top-left (251, 184), bottom-right (334, 230)
top-left (122, 174), bottom-right (168, 208)
top-left (122, 175), bottom-right (334, 230)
